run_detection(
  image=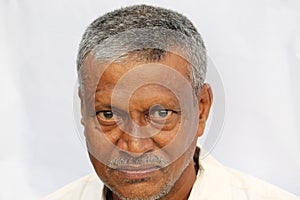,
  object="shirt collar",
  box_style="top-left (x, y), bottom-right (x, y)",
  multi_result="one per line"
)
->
top-left (188, 154), bottom-right (232, 200)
